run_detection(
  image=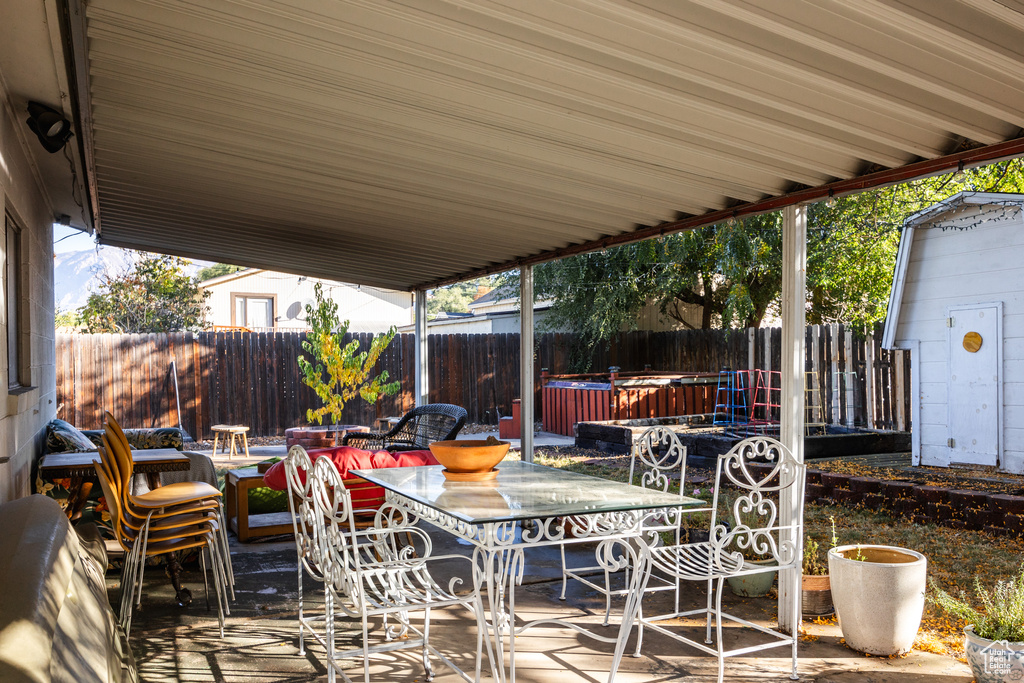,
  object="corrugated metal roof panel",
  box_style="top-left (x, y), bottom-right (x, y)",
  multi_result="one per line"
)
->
top-left (77, 0), bottom-right (1024, 290)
